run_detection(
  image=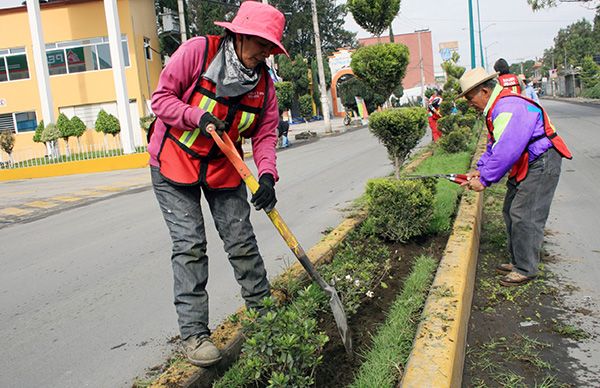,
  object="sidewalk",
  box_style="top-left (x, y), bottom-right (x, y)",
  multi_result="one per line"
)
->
top-left (0, 116), bottom-right (366, 227)
top-left (541, 95), bottom-right (600, 105)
